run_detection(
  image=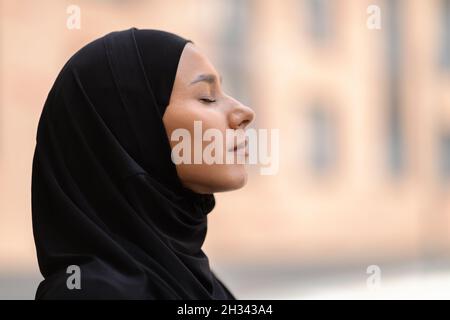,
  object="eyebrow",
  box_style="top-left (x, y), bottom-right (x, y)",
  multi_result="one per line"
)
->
top-left (189, 73), bottom-right (223, 86)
